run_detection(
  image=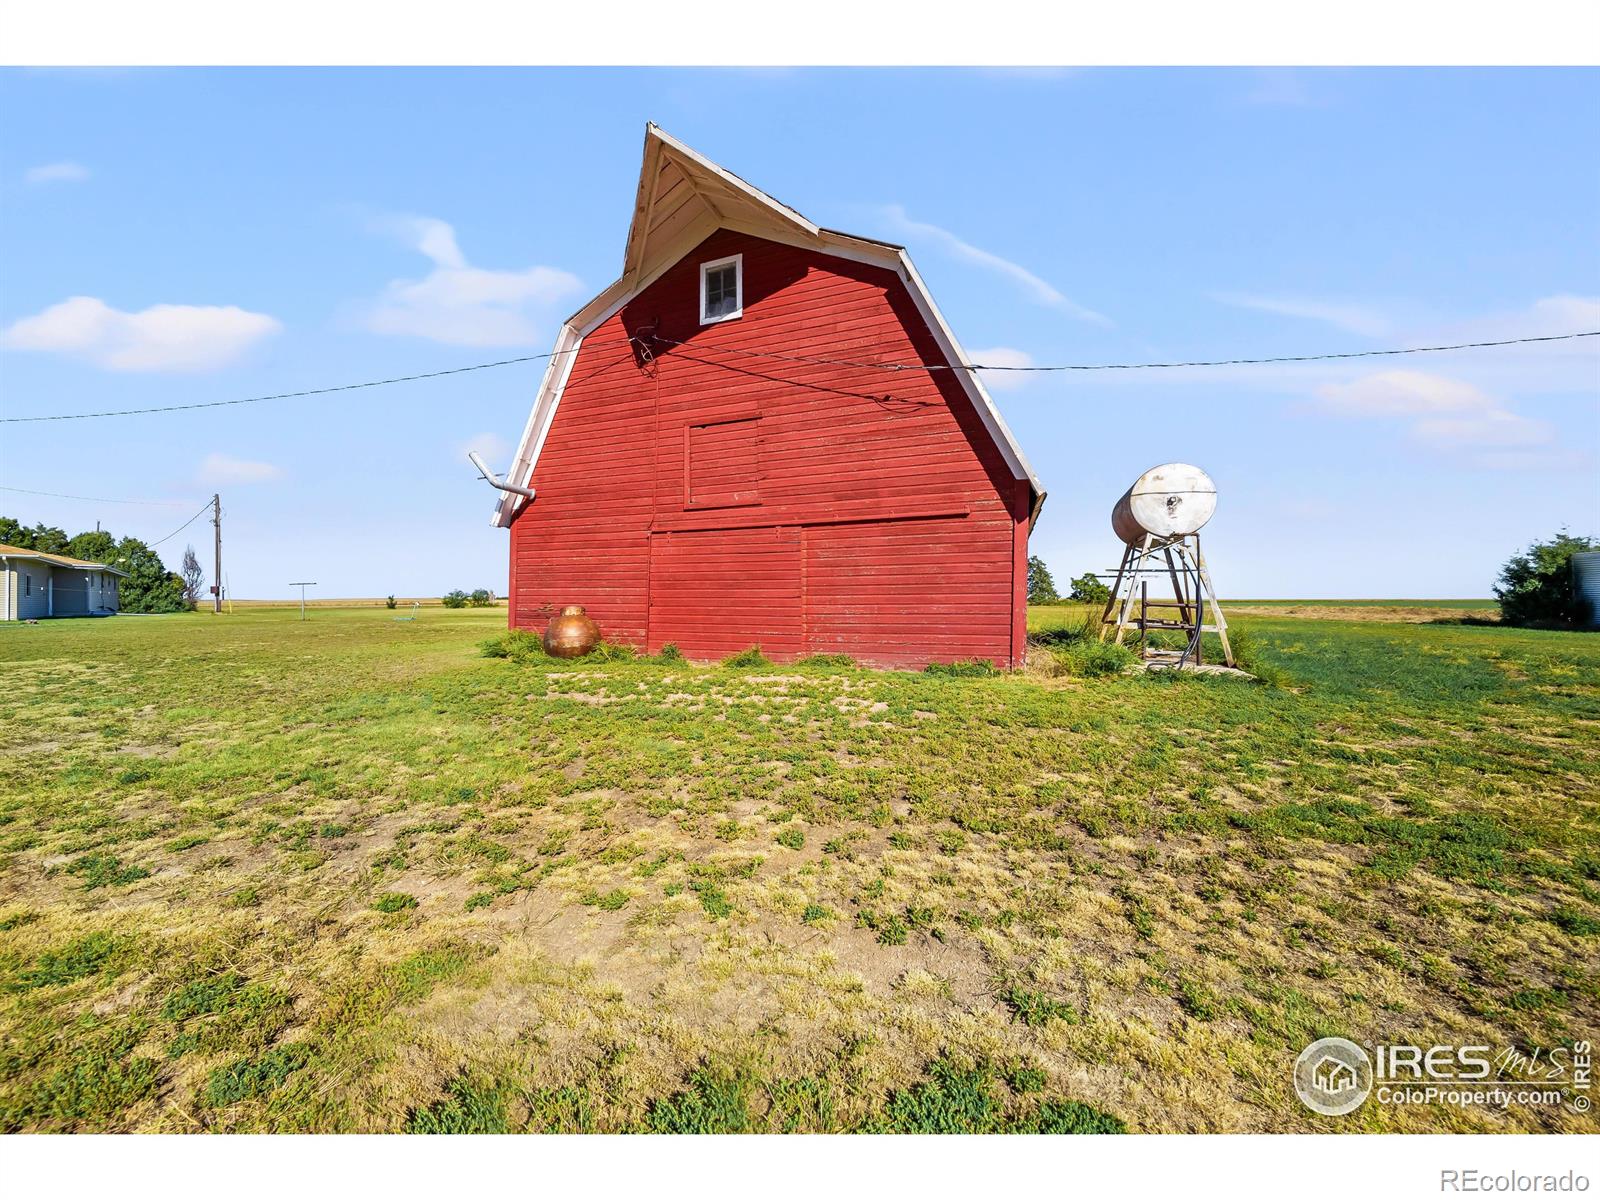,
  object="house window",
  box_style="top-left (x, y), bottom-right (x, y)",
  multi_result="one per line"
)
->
top-left (699, 254), bottom-right (742, 324)
top-left (24, 574), bottom-right (31, 596)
